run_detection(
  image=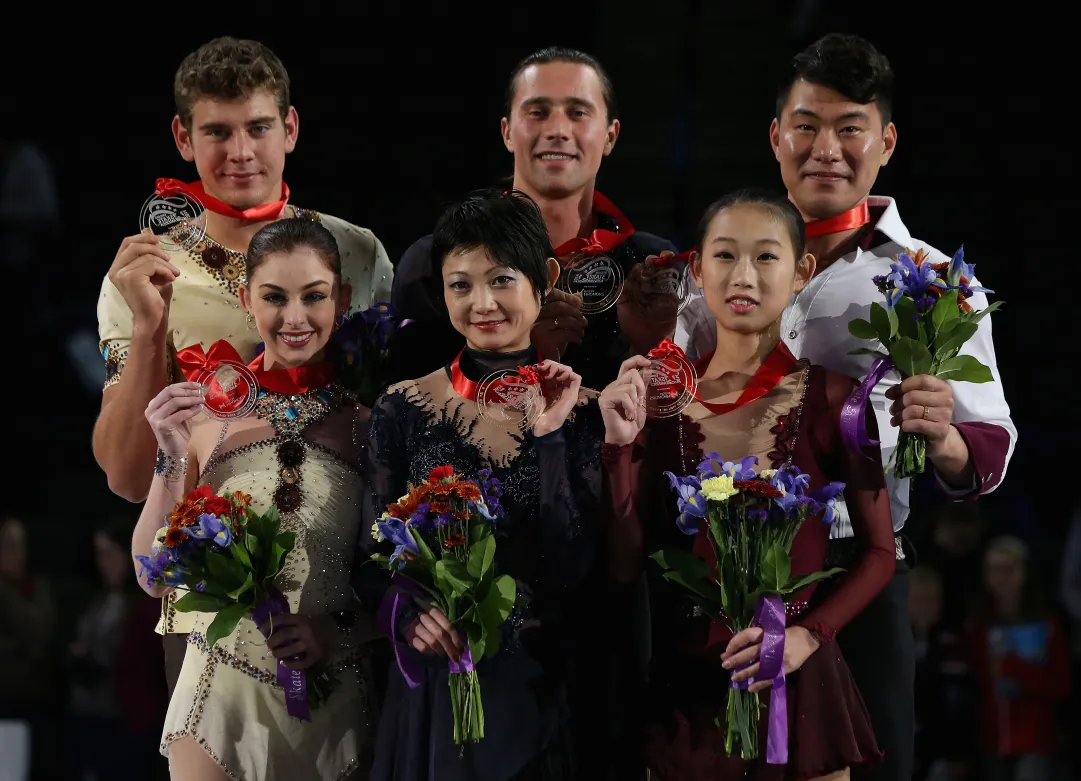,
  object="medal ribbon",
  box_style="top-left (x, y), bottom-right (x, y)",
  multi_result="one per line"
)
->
top-left (176, 340), bottom-right (247, 381)
top-left (553, 191), bottom-right (636, 259)
top-left (247, 353), bottom-right (334, 395)
top-left (803, 200), bottom-right (870, 239)
top-left (649, 338), bottom-right (799, 415)
top-left (155, 178), bottom-right (291, 222)
top-left (449, 350), bottom-right (543, 402)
